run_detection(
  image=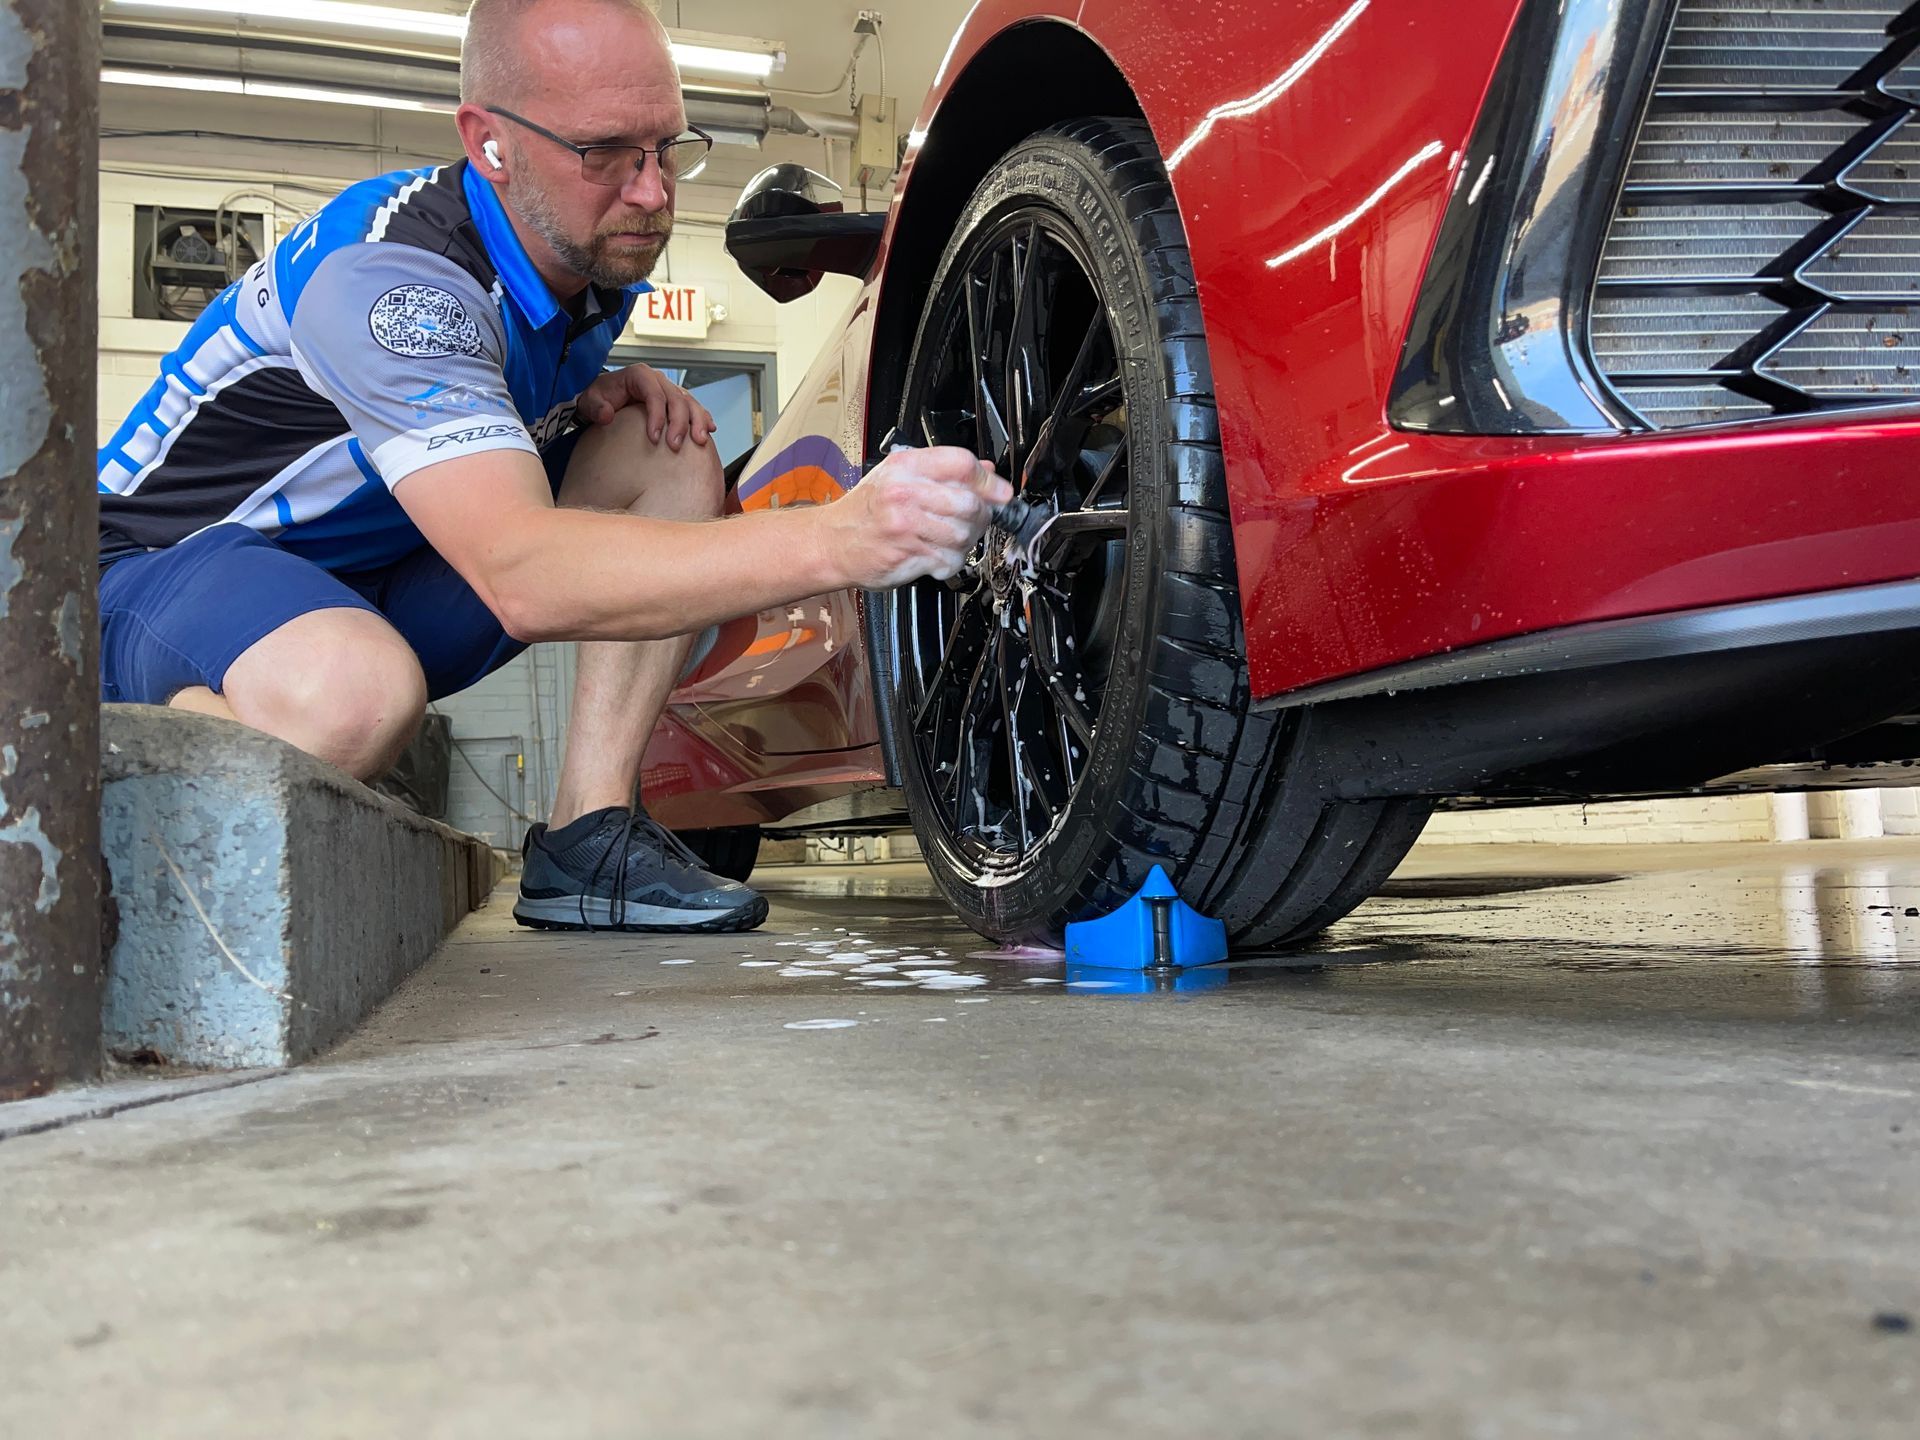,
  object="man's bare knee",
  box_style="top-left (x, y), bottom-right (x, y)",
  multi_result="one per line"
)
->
top-left (561, 407), bottom-right (725, 521)
top-left (221, 610), bottom-right (428, 779)
top-left (323, 659), bottom-right (428, 777)
top-left (657, 439), bottom-right (726, 523)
